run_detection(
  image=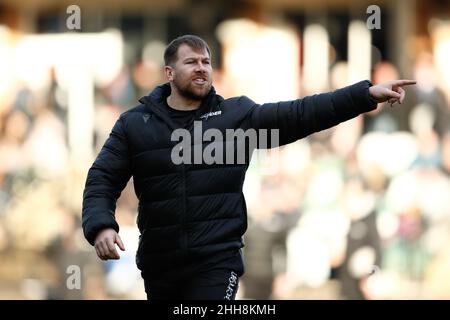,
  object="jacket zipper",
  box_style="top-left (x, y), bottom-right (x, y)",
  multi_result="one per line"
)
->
top-left (180, 146), bottom-right (188, 252)
top-left (142, 94), bottom-right (216, 253)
